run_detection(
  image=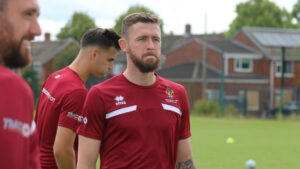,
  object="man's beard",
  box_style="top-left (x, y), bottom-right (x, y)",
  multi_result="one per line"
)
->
top-left (128, 48), bottom-right (161, 73)
top-left (0, 14), bottom-right (31, 68)
top-left (2, 41), bottom-right (31, 68)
